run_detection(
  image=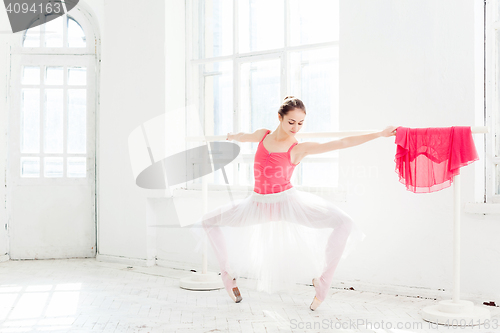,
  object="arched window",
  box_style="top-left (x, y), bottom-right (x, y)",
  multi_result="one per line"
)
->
top-left (22, 15), bottom-right (86, 48)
